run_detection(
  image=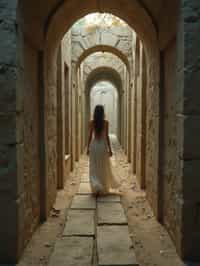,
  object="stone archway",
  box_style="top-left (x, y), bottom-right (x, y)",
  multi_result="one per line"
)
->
top-left (84, 66), bottom-right (123, 144)
top-left (3, 0), bottom-right (198, 262)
